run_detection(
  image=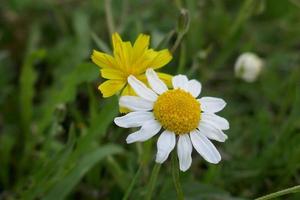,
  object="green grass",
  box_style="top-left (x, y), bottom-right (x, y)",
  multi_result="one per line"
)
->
top-left (1, 0), bottom-right (300, 199)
